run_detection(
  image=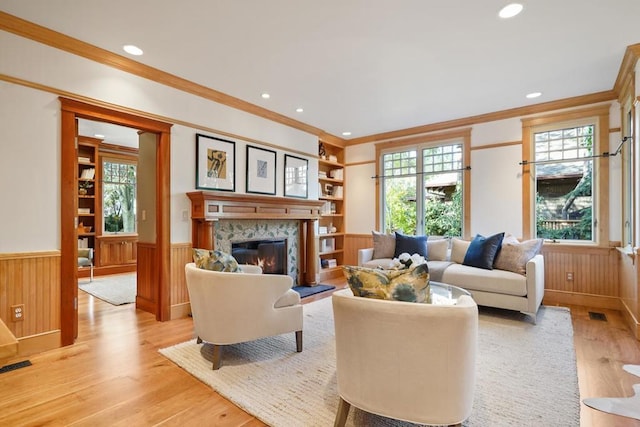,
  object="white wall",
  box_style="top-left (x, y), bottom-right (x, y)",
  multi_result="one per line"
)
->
top-left (0, 31), bottom-right (320, 250)
top-left (0, 82), bottom-right (60, 251)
